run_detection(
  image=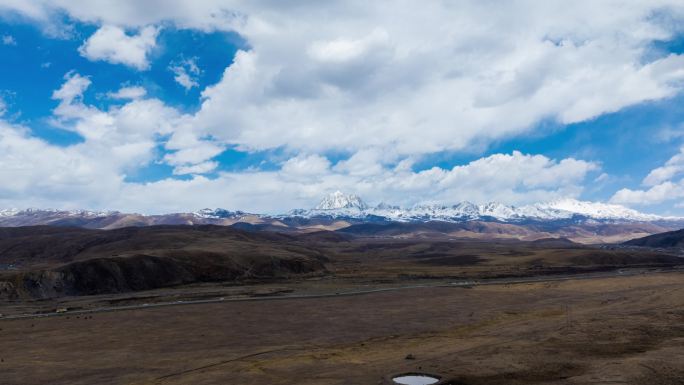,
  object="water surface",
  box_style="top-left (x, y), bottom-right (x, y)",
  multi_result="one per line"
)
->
top-left (392, 374), bottom-right (440, 385)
